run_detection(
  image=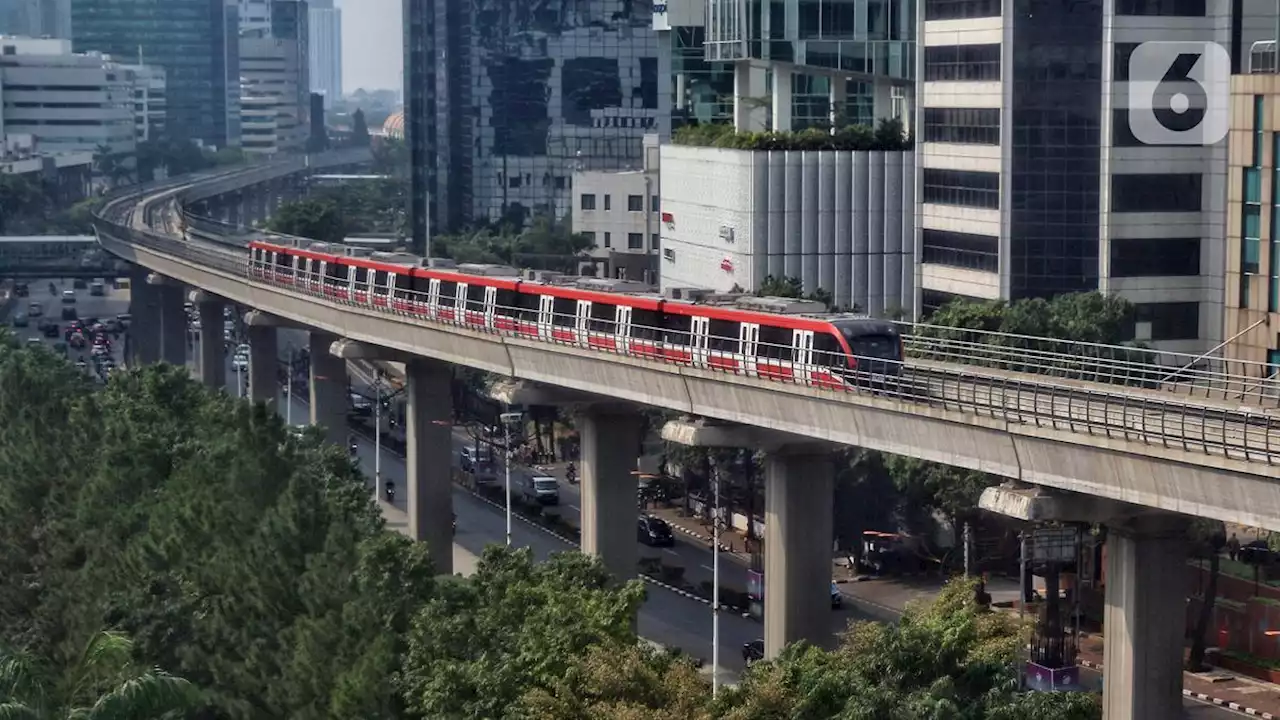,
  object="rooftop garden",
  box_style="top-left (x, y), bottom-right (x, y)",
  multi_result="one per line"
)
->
top-left (672, 118), bottom-right (912, 152)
